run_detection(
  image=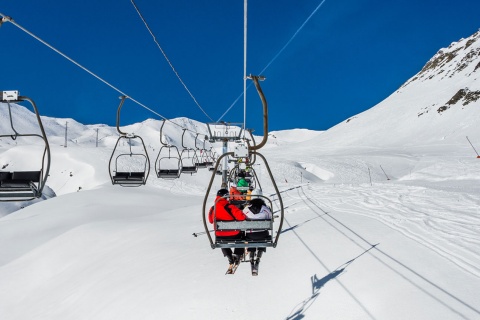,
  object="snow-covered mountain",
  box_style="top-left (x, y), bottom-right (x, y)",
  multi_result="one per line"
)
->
top-left (309, 30), bottom-right (480, 149)
top-left (1, 31), bottom-right (480, 320)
